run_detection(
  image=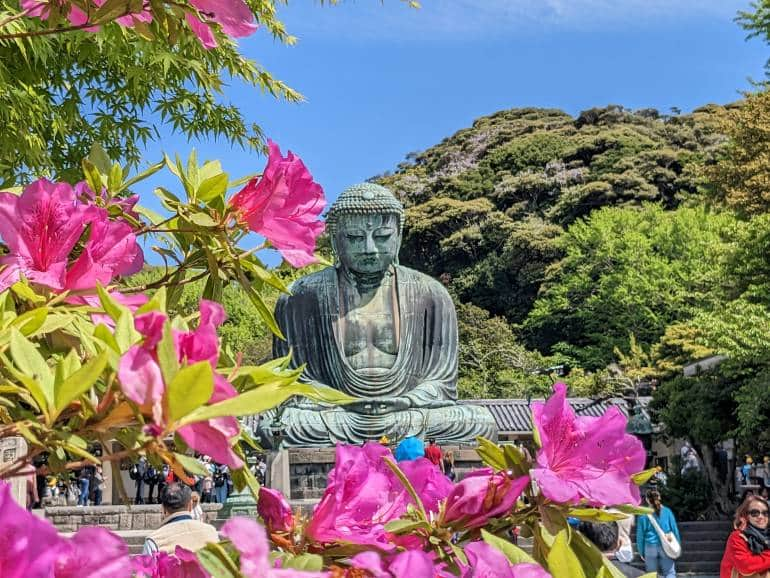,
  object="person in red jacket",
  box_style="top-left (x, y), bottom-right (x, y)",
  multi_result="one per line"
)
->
top-left (424, 438), bottom-right (444, 473)
top-left (721, 495), bottom-right (770, 578)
